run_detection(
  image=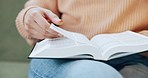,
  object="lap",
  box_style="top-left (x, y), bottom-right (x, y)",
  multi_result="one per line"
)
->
top-left (29, 59), bottom-right (123, 78)
top-left (29, 54), bottom-right (148, 78)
